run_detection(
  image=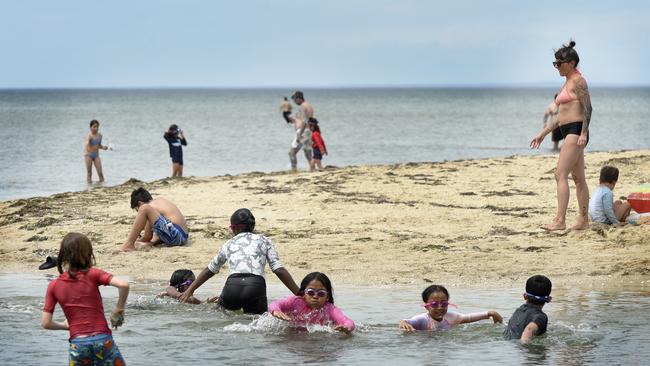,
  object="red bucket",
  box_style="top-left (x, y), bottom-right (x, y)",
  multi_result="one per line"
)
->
top-left (628, 191), bottom-right (650, 214)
